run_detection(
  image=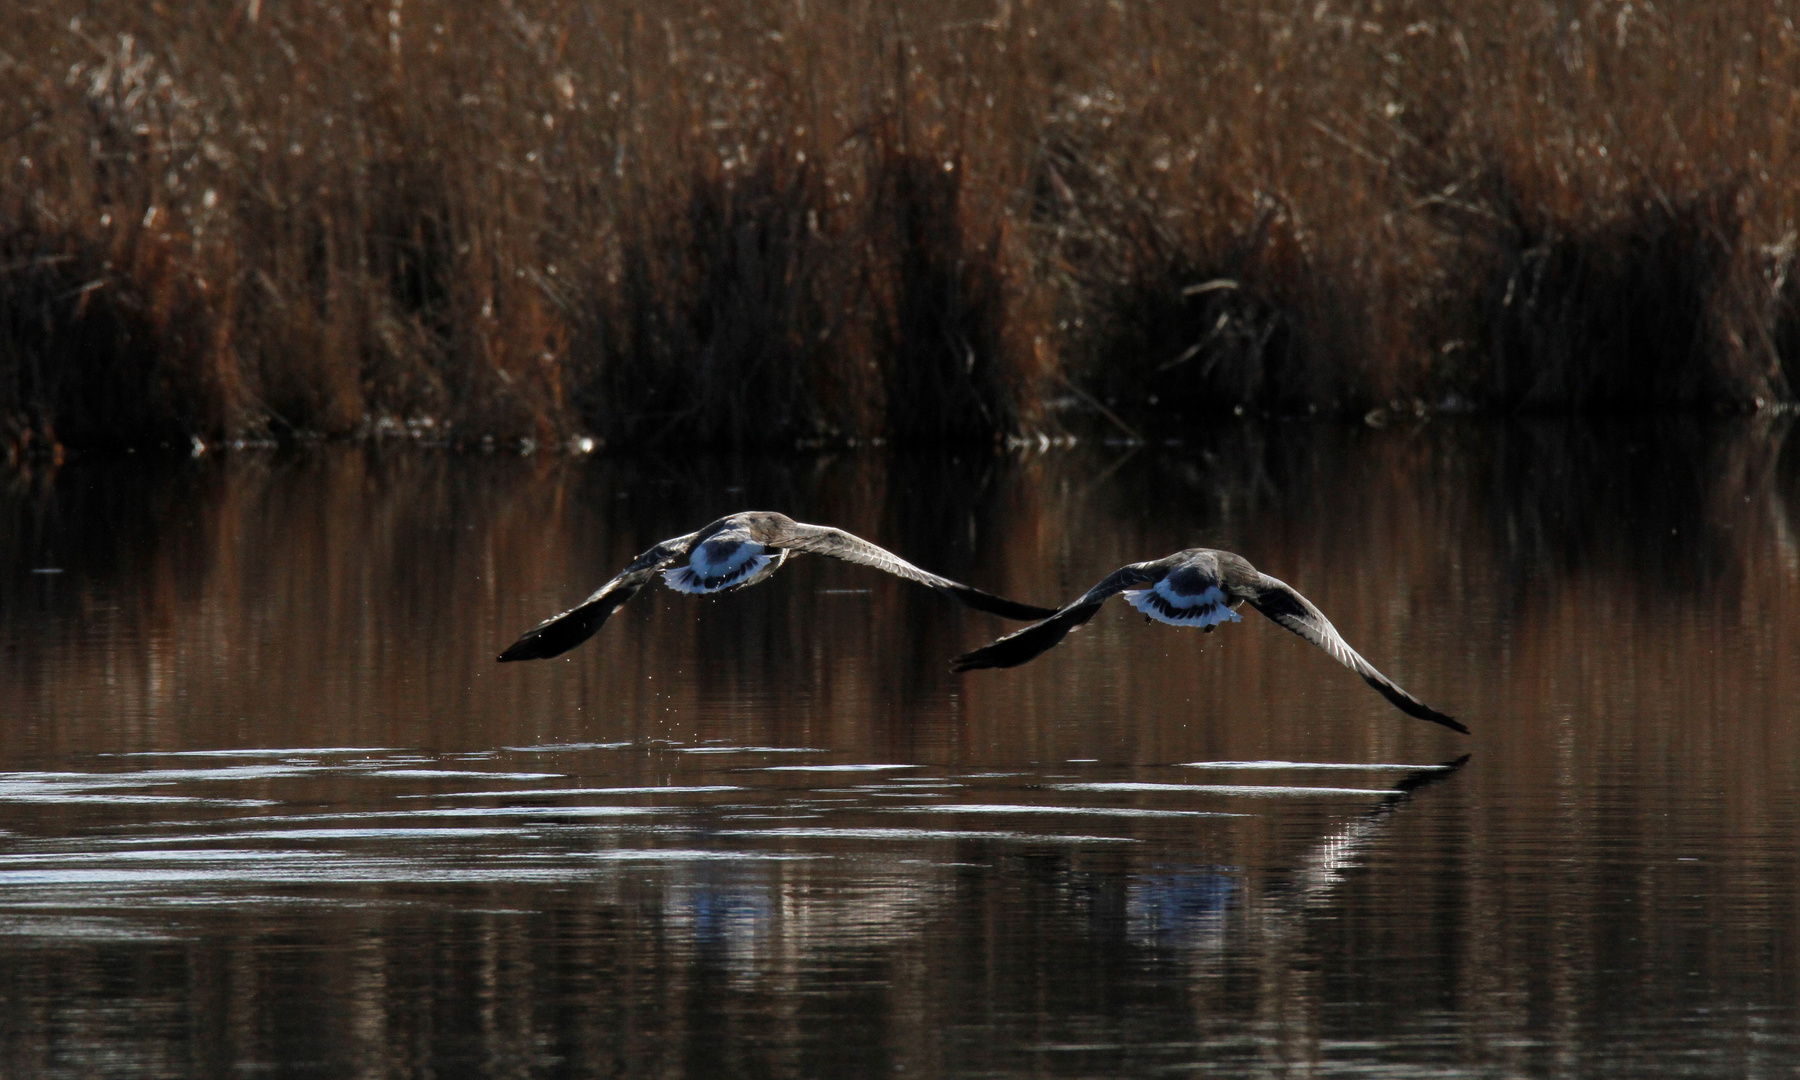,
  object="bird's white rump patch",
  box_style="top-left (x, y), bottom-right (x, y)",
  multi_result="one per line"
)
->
top-left (1124, 581), bottom-right (1242, 628)
top-left (663, 540), bottom-right (774, 594)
